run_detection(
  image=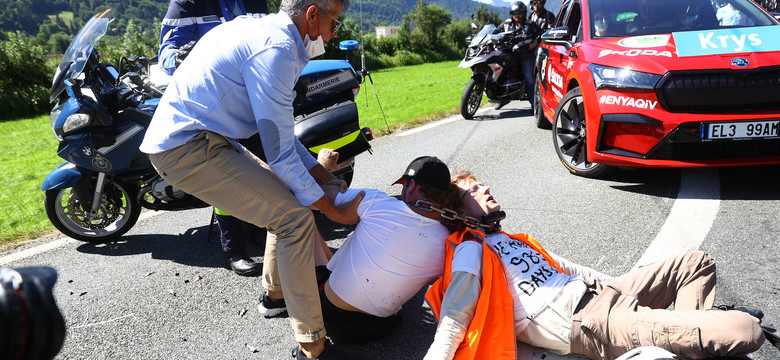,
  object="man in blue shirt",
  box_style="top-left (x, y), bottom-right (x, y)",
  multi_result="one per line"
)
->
top-left (140, 0), bottom-right (358, 358)
top-left (159, 0), bottom-right (271, 277)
